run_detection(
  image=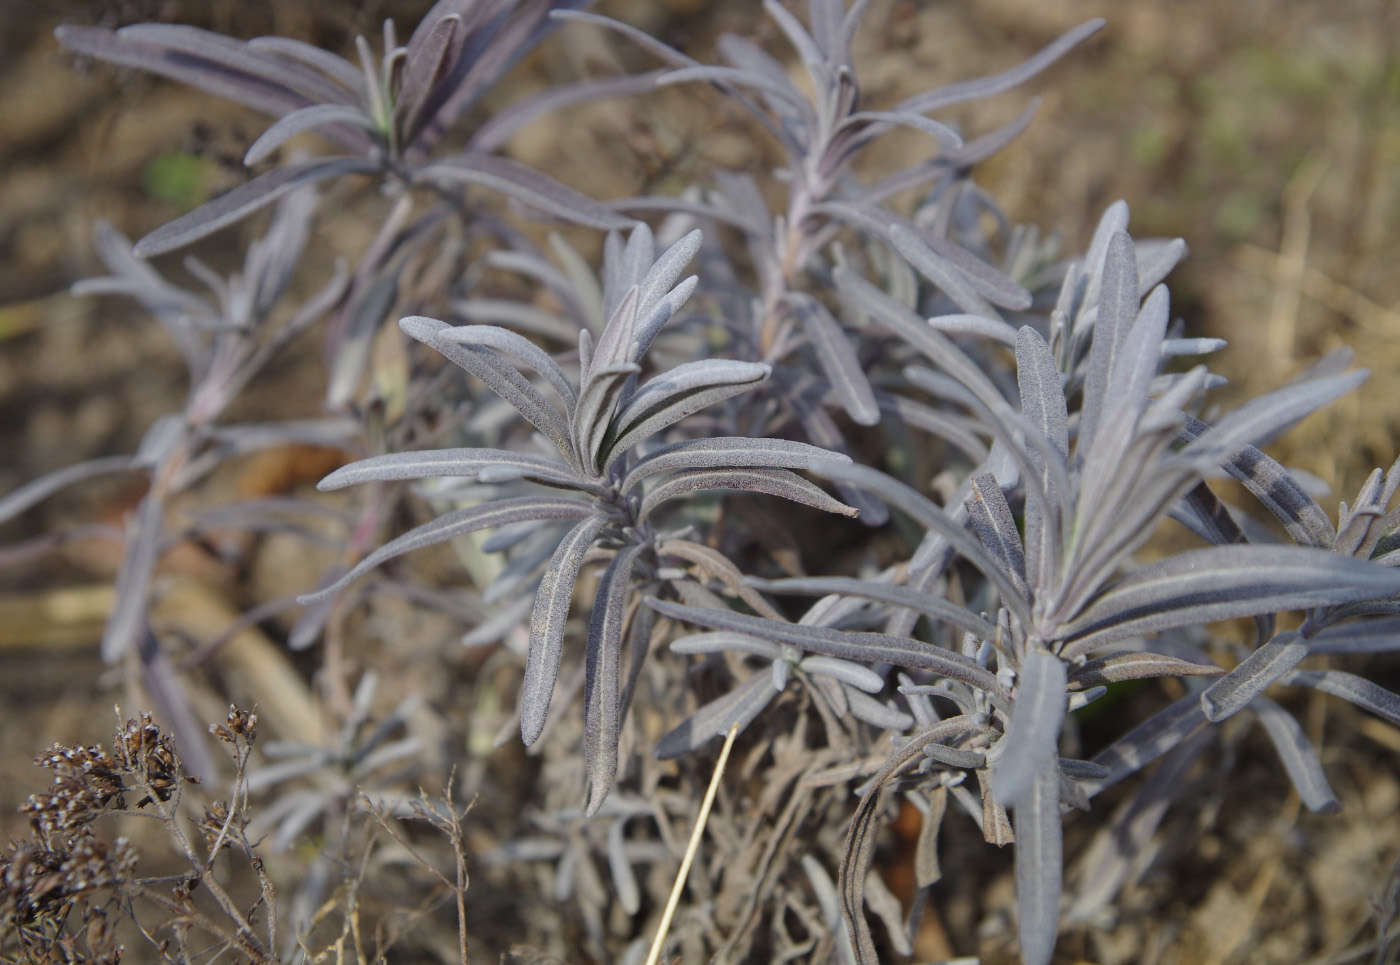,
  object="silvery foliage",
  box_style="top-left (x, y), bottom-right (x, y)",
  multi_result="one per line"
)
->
top-left (0, 186), bottom-right (351, 680)
top-left (652, 200), bottom-right (1400, 964)
top-left (56, 0), bottom-right (634, 257)
top-left (568, 2), bottom-right (1102, 522)
top-left (29, 1), bottom-right (1400, 962)
top-left (299, 223), bottom-right (858, 813)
